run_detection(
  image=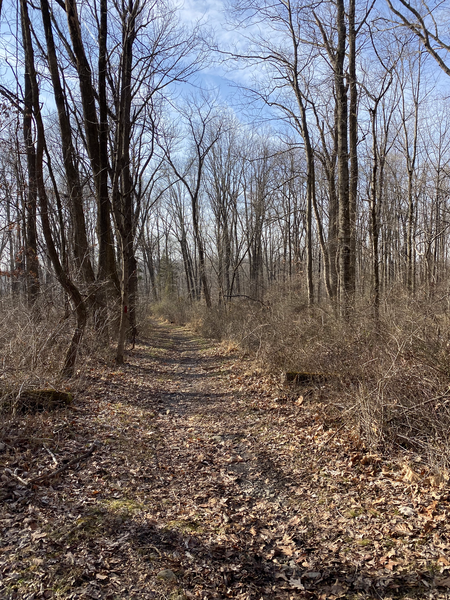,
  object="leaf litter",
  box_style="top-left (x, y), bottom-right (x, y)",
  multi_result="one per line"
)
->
top-left (1, 320), bottom-right (450, 599)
